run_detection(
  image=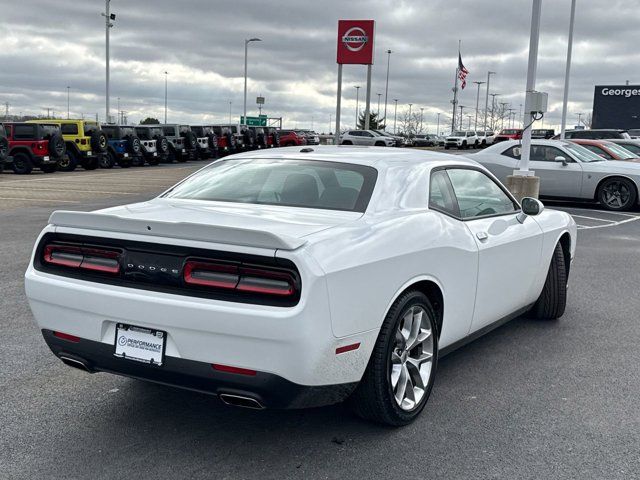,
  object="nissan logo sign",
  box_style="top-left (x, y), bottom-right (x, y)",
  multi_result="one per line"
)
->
top-left (341, 27), bottom-right (368, 52)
